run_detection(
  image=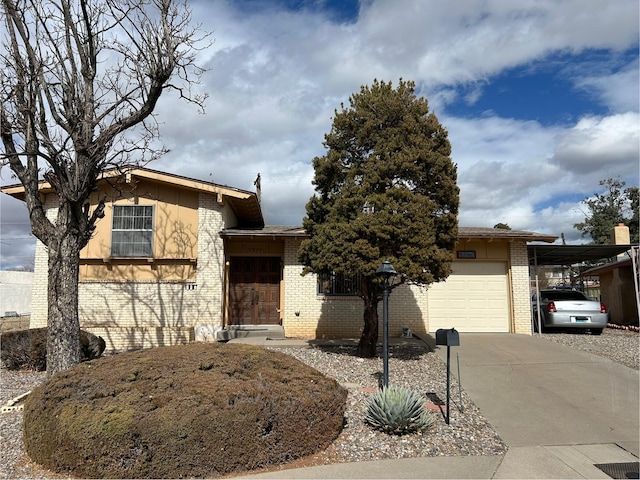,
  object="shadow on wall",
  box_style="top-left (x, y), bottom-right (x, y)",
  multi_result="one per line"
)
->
top-left (315, 282), bottom-right (427, 343)
top-left (78, 202), bottom-right (211, 352)
top-left (80, 280), bottom-right (195, 352)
